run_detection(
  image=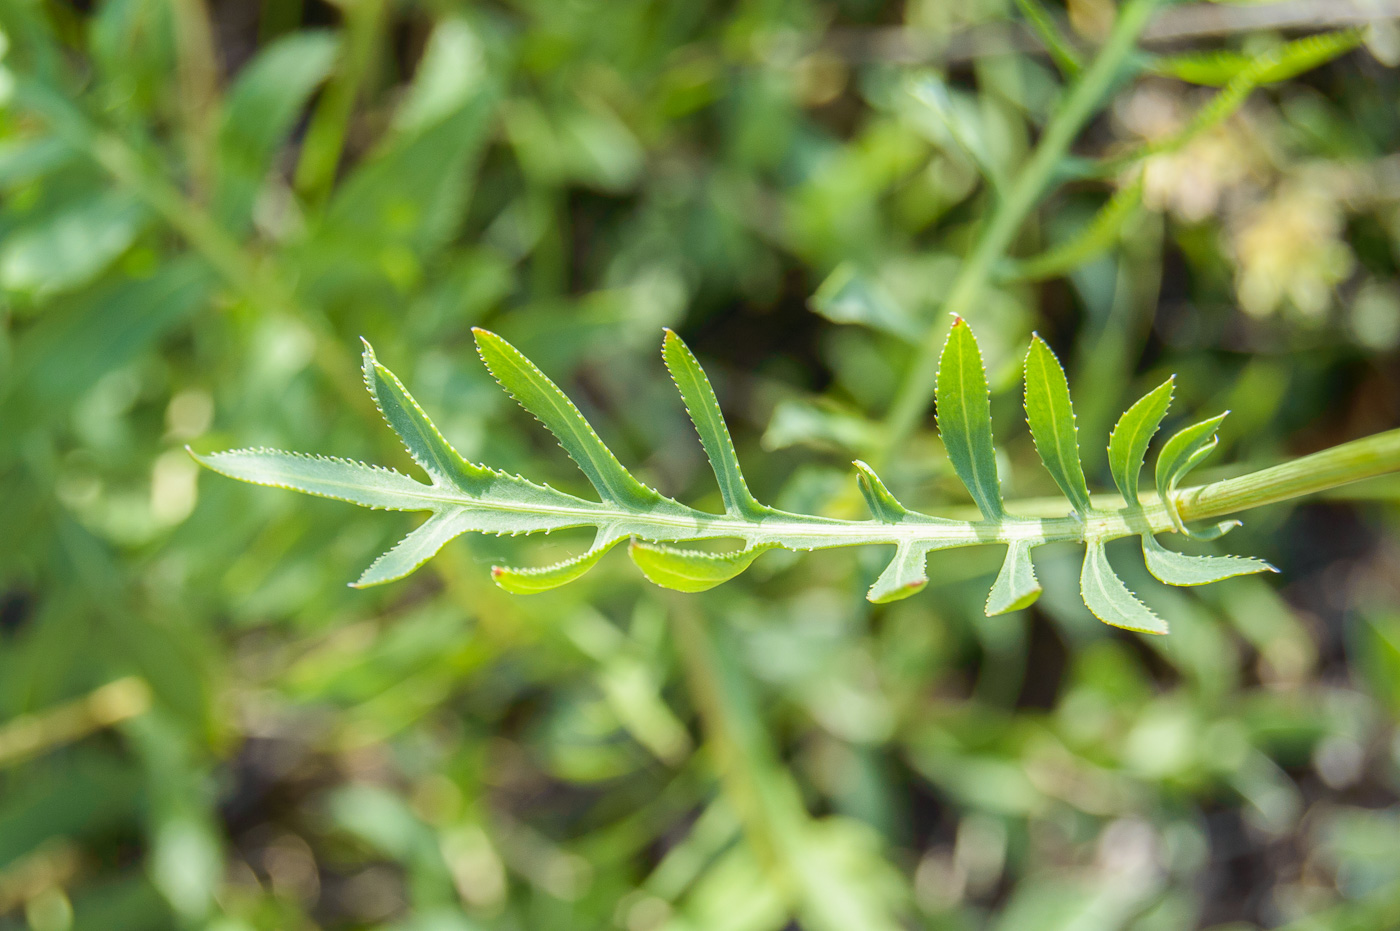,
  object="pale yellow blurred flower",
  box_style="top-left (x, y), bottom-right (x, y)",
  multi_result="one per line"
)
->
top-left (1115, 83), bottom-right (1265, 223)
top-left (1232, 182), bottom-right (1354, 319)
